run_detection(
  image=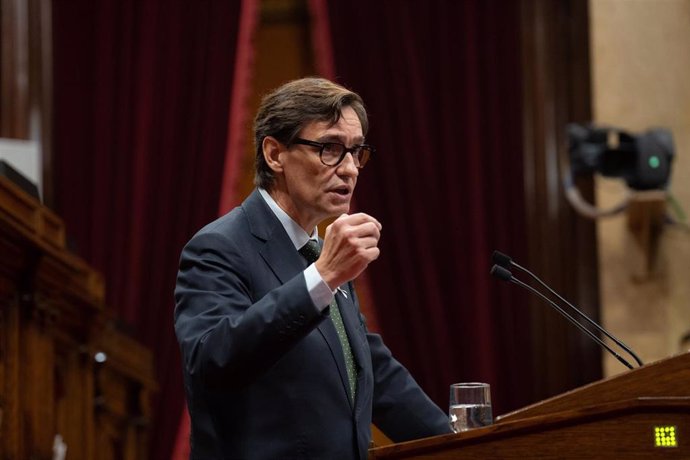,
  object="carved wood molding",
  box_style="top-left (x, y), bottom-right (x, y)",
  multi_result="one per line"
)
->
top-left (0, 175), bottom-right (104, 308)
